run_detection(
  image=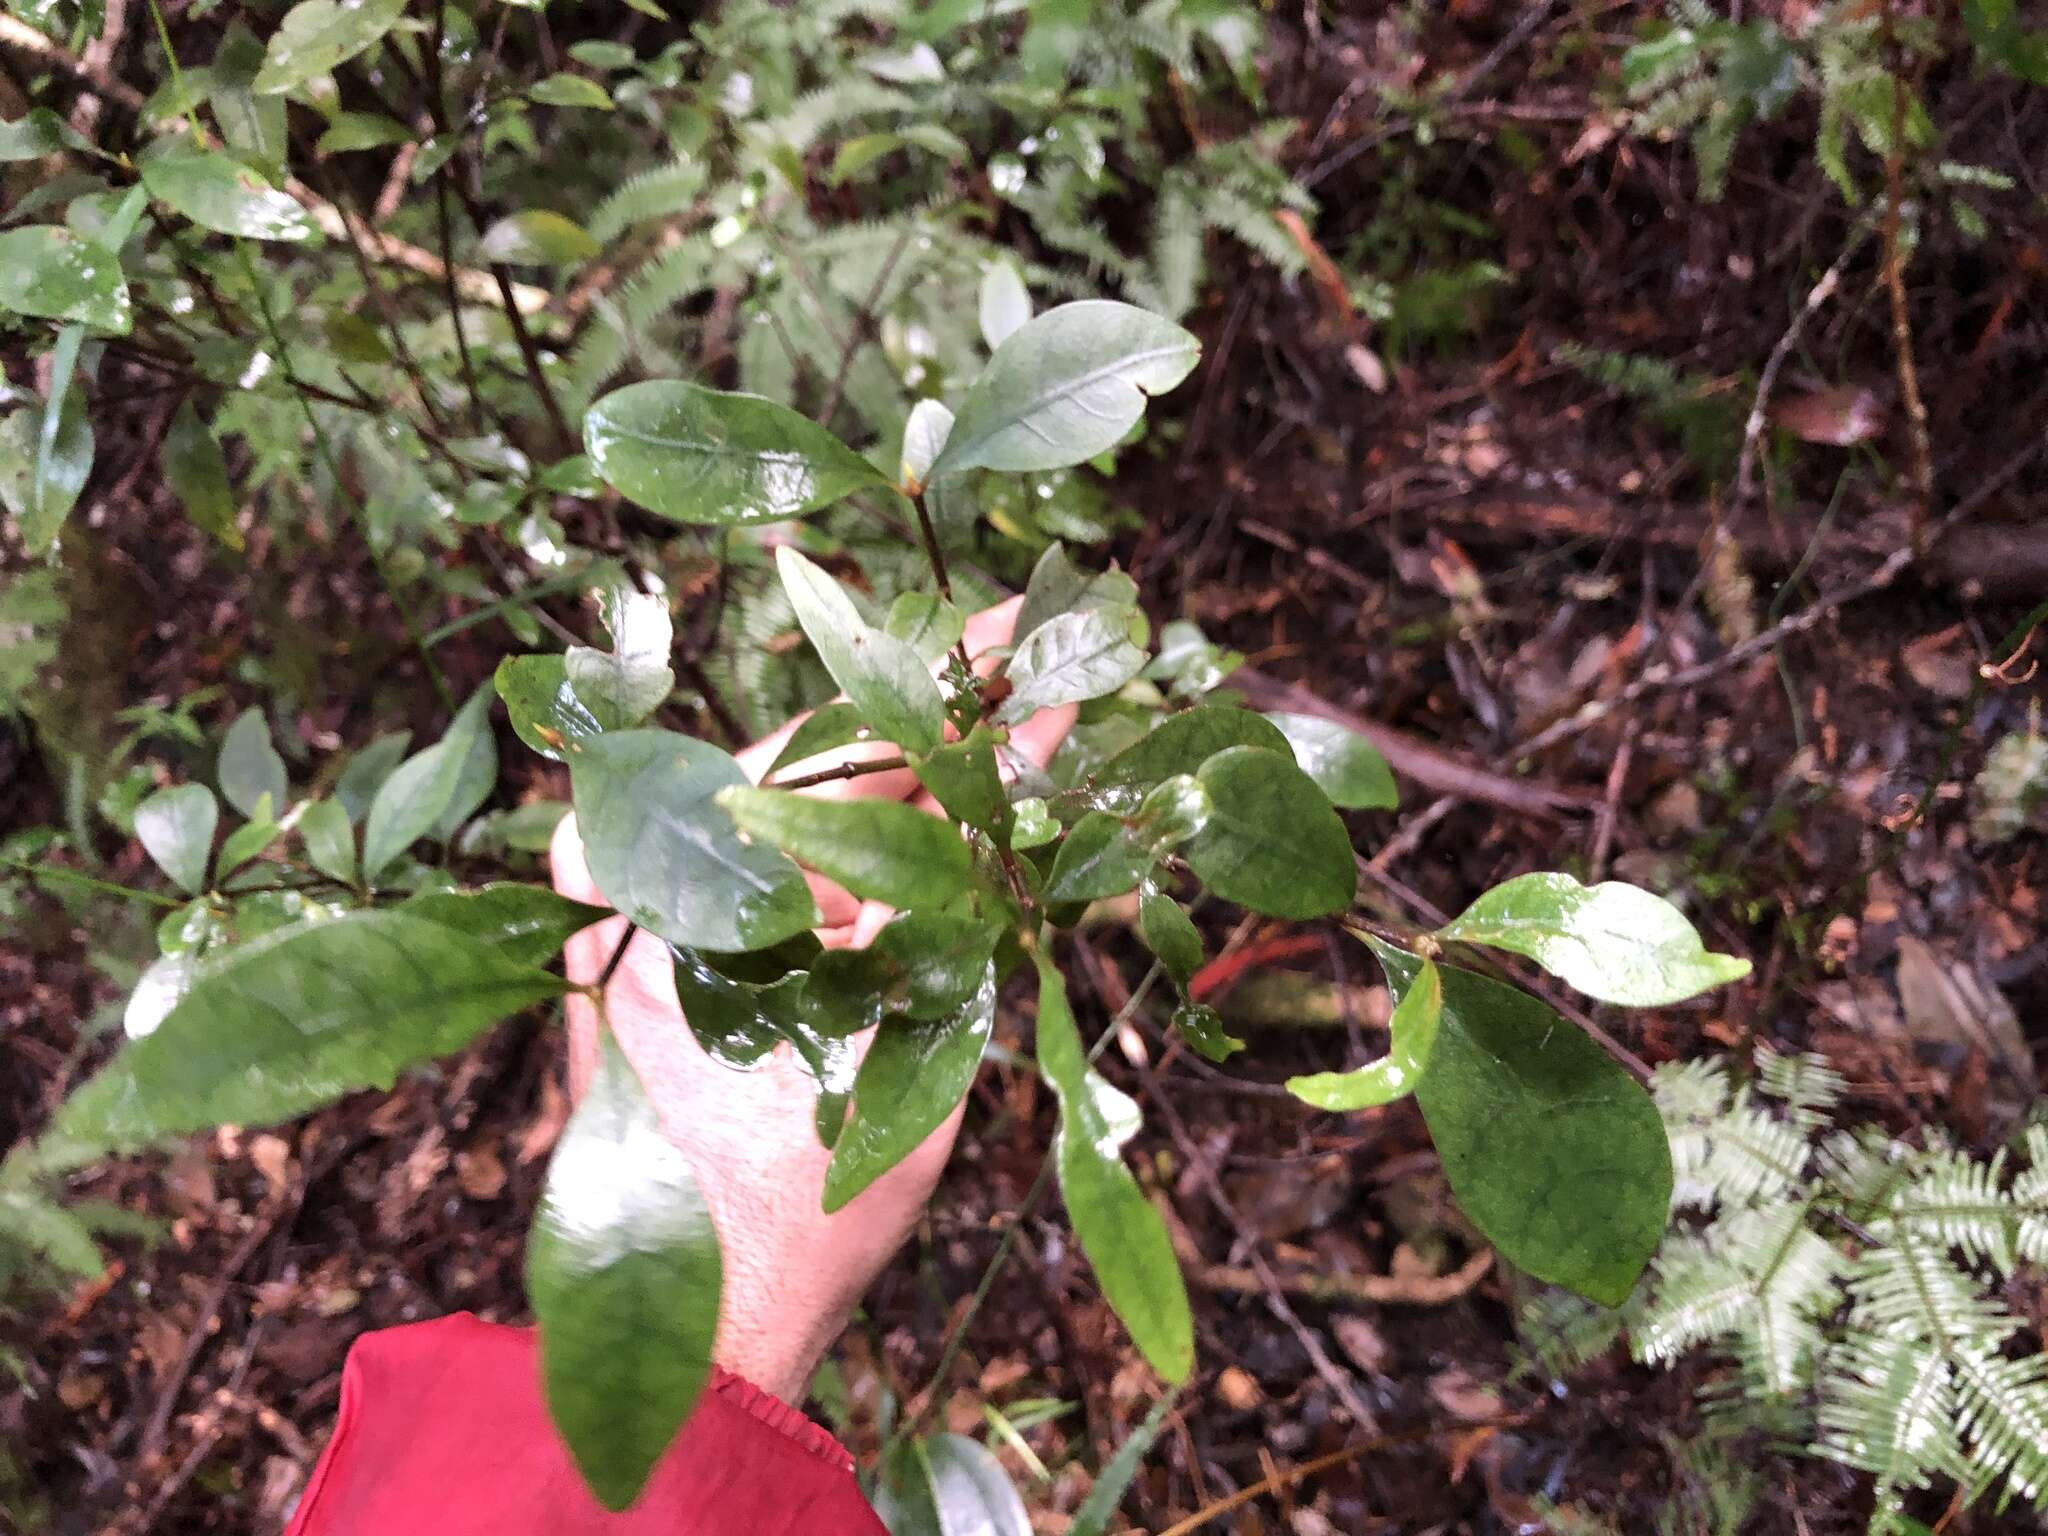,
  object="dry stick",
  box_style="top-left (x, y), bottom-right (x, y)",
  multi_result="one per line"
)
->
top-left (1201, 1247), bottom-right (1493, 1310)
top-left (882, 963), bottom-right (1171, 1462)
top-left (1506, 436), bottom-right (2043, 766)
top-left (1734, 211), bottom-right (1879, 512)
top-left (310, 160), bottom-right (453, 439)
top-left (820, 220), bottom-right (917, 432)
top-left (0, 15), bottom-right (545, 315)
top-left (1151, 1424), bottom-right (1493, 1536)
top-left (1879, 0), bottom-right (1936, 554)
top-left (1128, 1043), bottom-right (1382, 1435)
top-left (1298, 0), bottom-right (1559, 190)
